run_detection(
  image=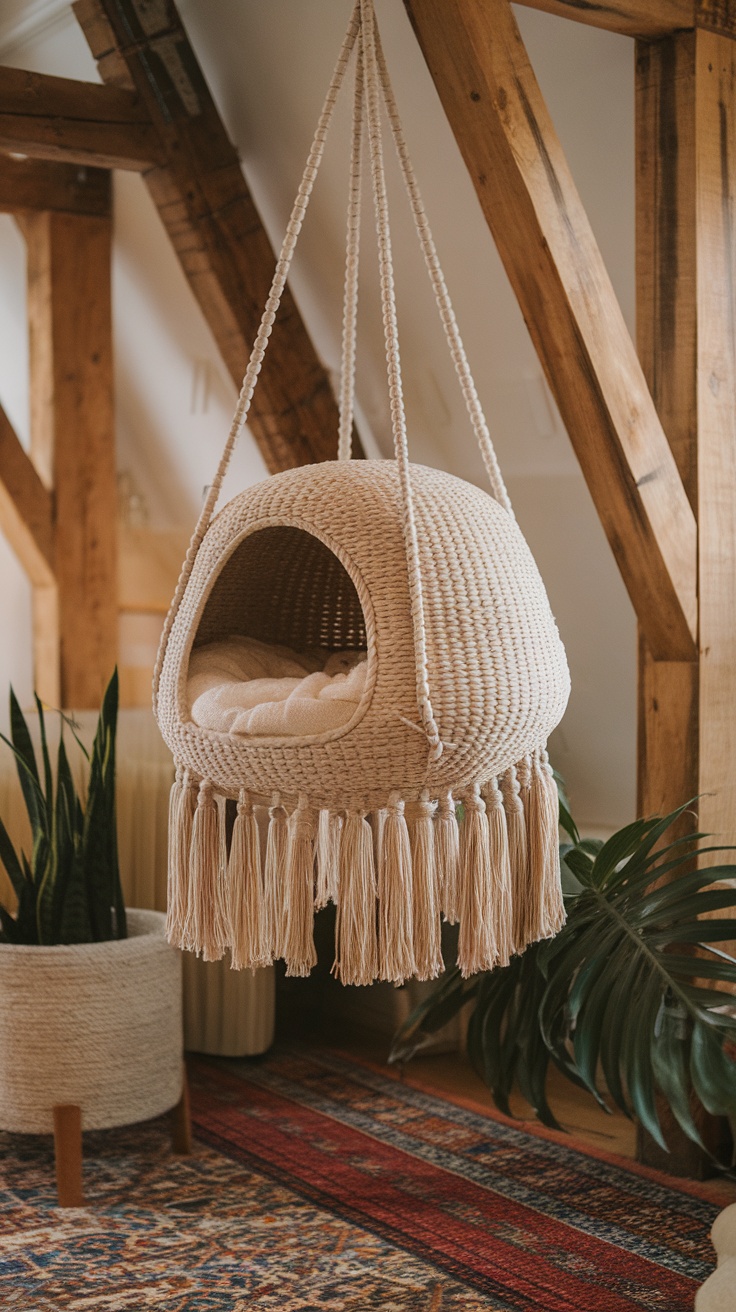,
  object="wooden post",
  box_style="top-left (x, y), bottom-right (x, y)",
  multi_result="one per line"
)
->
top-left (53, 1103), bottom-right (84, 1207)
top-left (636, 28), bottom-right (736, 850)
top-left (635, 34), bottom-right (700, 828)
top-left (402, 0), bottom-right (697, 663)
top-left (634, 23), bottom-right (736, 1175)
top-left (24, 209), bottom-right (118, 708)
